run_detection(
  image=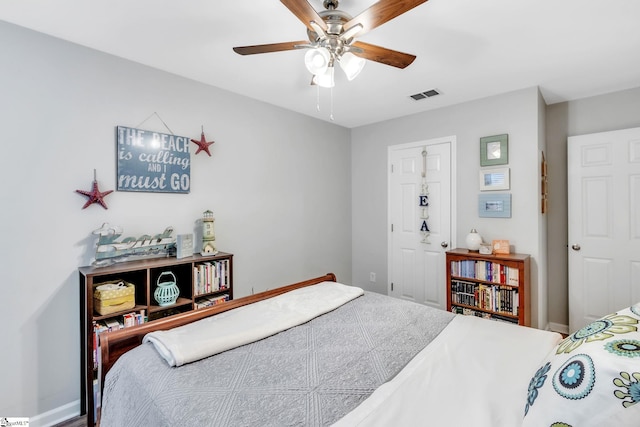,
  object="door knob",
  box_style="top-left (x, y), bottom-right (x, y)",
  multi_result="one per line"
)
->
top-left (571, 244), bottom-right (581, 251)
top-left (441, 242), bottom-right (449, 248)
